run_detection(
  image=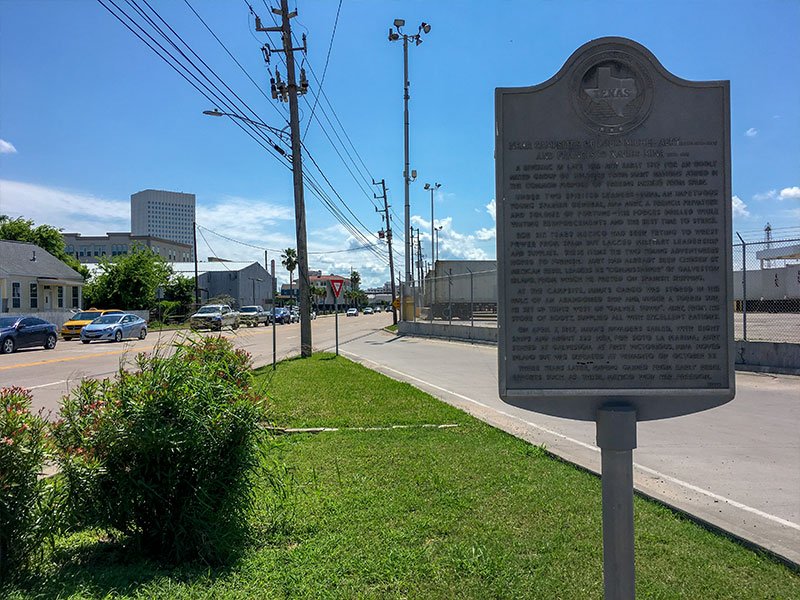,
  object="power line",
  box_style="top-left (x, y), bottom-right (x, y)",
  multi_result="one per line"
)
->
top-left (301, 0), bottom-right (342, 140)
